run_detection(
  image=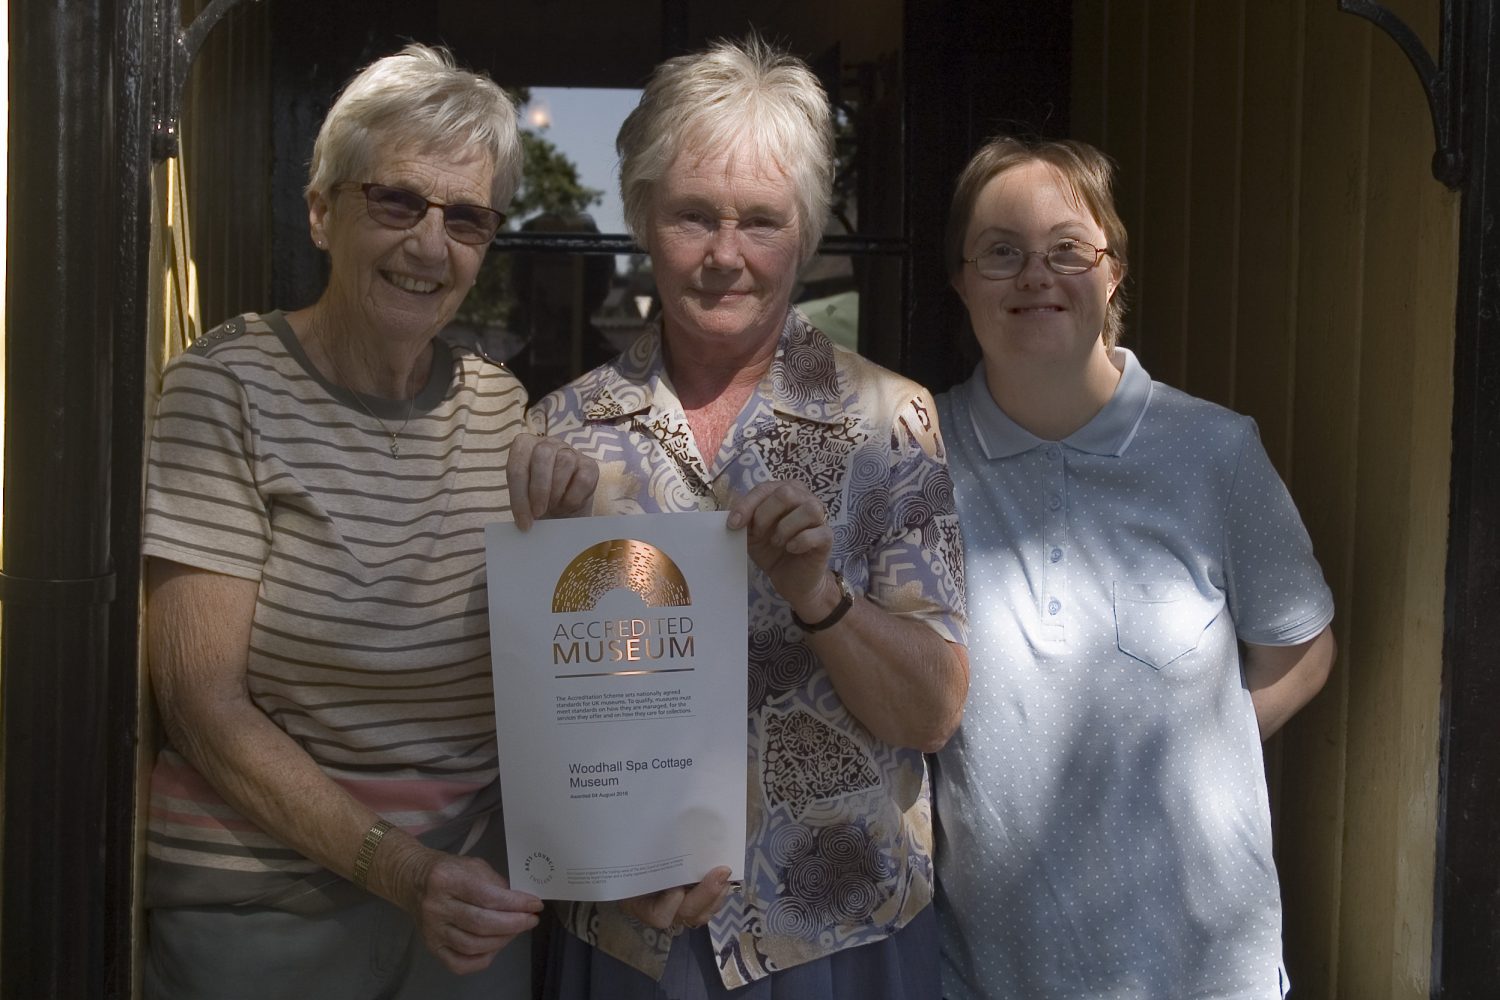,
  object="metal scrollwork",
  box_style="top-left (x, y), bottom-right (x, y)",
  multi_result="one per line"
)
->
top-left (151, 0), bottom-right (264, 160)
top-left (1339, 0), bottom-right (1464, 188)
